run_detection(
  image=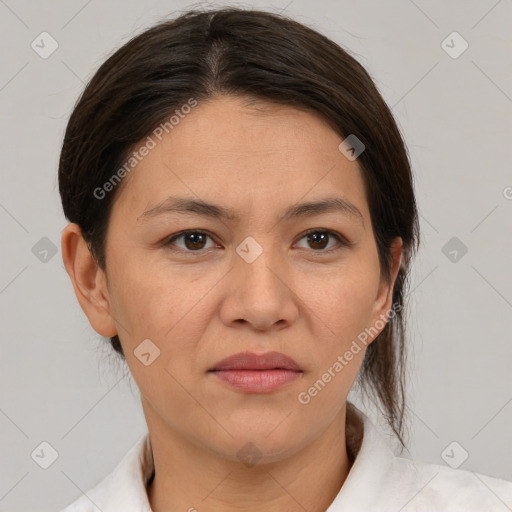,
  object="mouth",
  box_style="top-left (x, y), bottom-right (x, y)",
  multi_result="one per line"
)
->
top-left (208, 351), bottom-right (303, 393)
